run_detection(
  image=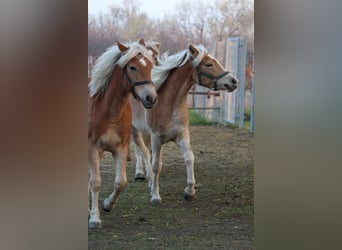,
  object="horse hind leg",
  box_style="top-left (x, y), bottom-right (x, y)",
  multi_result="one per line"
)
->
top-left (126, 141), bottom-right (132, 162)
top-left (132, 130), bottom-right (154, 189)
top-left (88, 145), bottom-right (102, 229)
top-left (134, 144), bottom-right (145, 180)
top-left (176, 133), bottom-right (196, 201)
top-left (131, 128), bottom-right (145, 180)
top-left (140, 134), bottom-right (154, 190)
top-left (102, 144), bottom-right (128, 212)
